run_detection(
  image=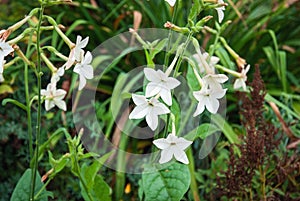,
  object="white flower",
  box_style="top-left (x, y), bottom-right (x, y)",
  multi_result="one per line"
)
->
top-left (193, 52), bottom-right (219, 73)
top-left (233, 64), bottom-right (250, 91)
top-left (74, 35), bottom-right (89, 61)
top-left (51, 67), bottom-right (65, 85)
top-left (153, 133), bottom-right (193, 164)
top-left (129, 94), bottom-right (170, 131)
top-left (41, 83), bottom-right (67, 111)
top-left (0, 40), bottom-right (13, 67)
top-left (215, 0), bottom-right (226, 23)
top-left (193, 85), bottom-right (227, 116)
top-left (203, 73), bottom-right (228, 90)
top-left (73, 51), bottom-right (94, 90)
top-left (144, 68), bottom-right (180, 106)
top-left (165, 0), bottom-right (176, 7)
top-left (64, 35), bottom-right (89, 70)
